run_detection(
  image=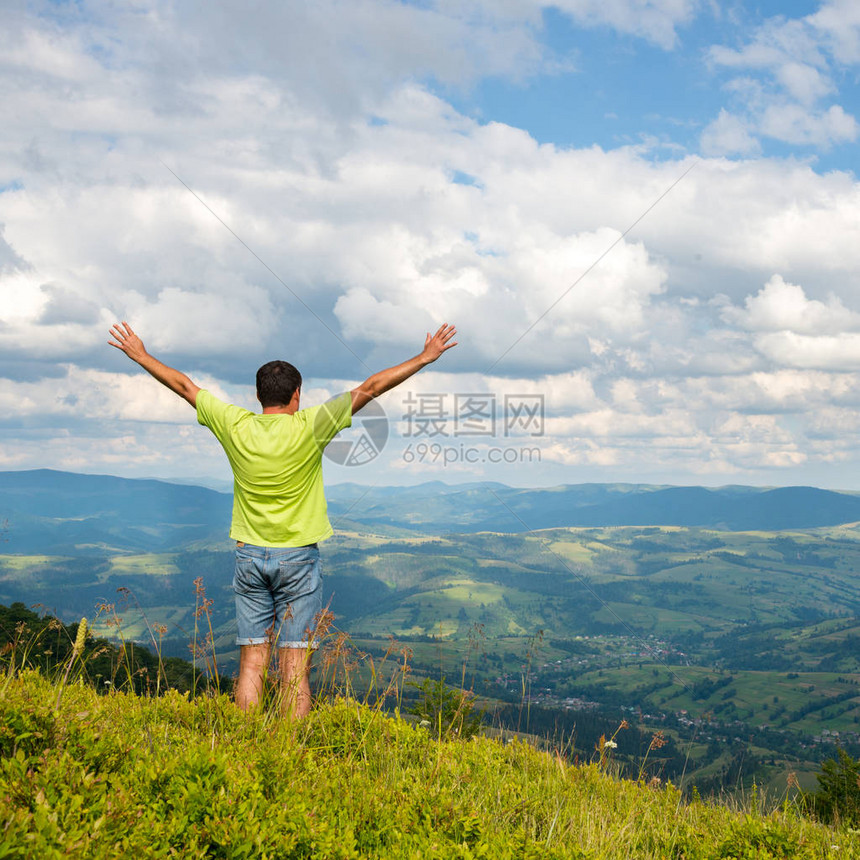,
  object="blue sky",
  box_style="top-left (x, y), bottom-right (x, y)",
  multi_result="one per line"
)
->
top-left (445, 2), bottom-right (858, 169)
top-left (2, 0), bottom-right (860, 489)
top-left (449, 6), bottom-right (717, 153)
